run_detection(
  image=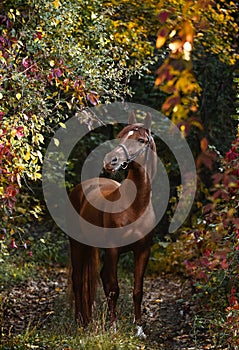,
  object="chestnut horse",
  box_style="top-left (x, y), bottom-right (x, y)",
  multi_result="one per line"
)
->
top-left (69, 111), bottom-right (157, 337)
